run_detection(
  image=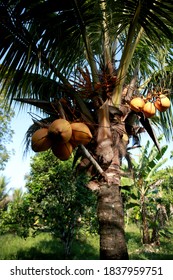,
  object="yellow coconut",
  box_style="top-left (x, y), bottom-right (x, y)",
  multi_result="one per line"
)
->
top-left (142, 102), bottom-right (156, 118)
top-left (130, 97), bottom-right (145, 112)
top-left (154, 94), bottom-right (171, 112)
top-left (70, 122), bottom-right (92, 146)
top-left (51, 141), bottom-right (73, 161)
top-left (31, 128), bottom-right (52, 152)
top-left (48, 119), bottom-right (72, 143)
